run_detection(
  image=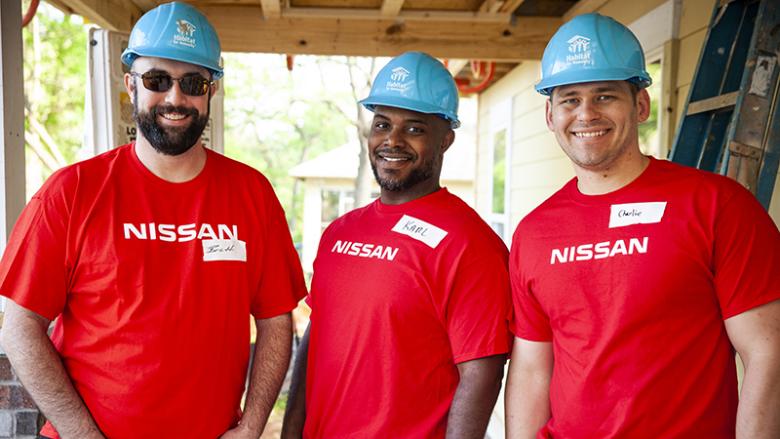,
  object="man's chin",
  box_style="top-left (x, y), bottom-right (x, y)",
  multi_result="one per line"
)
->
top-left (151, 141), bottom-right (196, 156)
top-left (375, 172), bottom-right (407, 192)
